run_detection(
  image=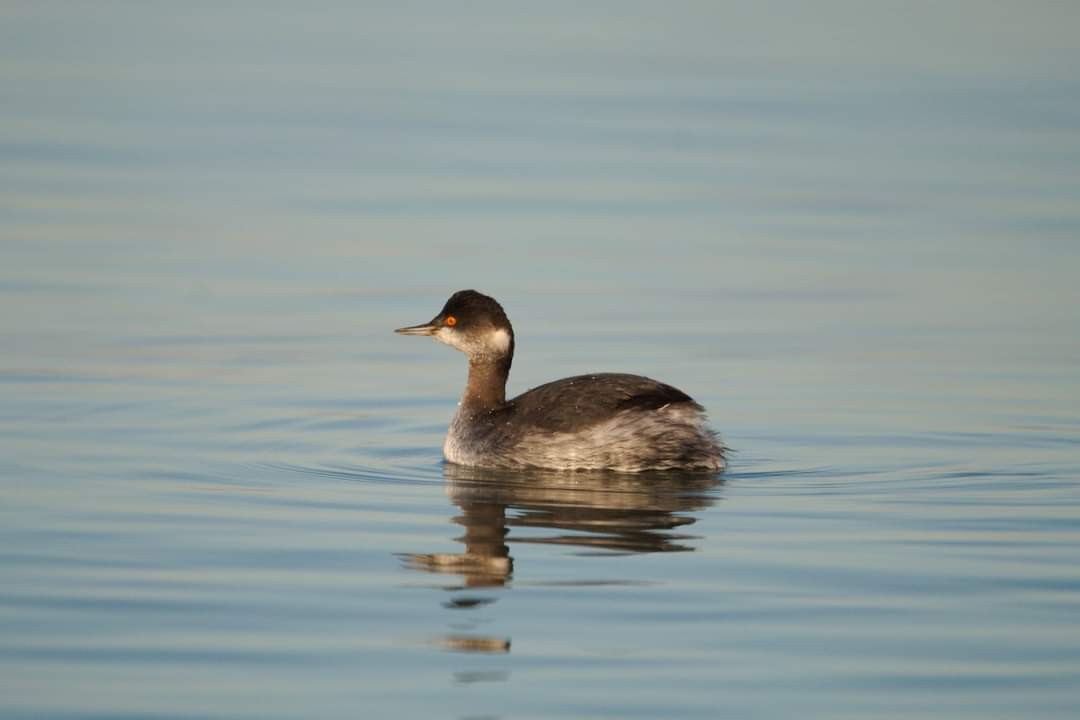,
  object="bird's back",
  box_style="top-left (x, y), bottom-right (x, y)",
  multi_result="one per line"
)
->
top-left (506, 373), bottom-right (700, 432)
